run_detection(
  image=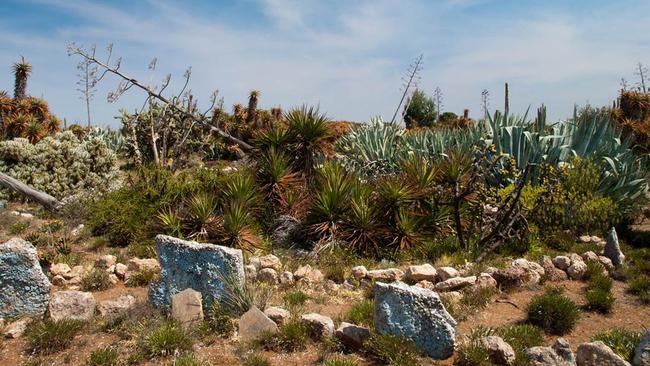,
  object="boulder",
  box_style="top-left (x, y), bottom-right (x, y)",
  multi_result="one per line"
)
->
top-left (294, 265), bottom-right (325, 283)
top-left (258, 255), bottom-right (281, 271)
top-left (634, 330), bottom-right (650, 366)
top-left (264, 306), bottom-right (290, 326)
top-left (238, 306), bottom-right (278, 342)
top-left (438, 267), bottom-right (459, 281)
top-left (476, 273), bottom-right (498, 288)
top-left (95, 255), bottom-right (116, 269)
top-left (279, 271), bottom-right (294, 285)
top-left (249, 257), bottom-right (262, 270)
top-left (374, 281), bottom-right (456, 359)
top-left (512, 258), bottom-right (545, 277)
top-left (567, 260), bottom-right (587, 280)
top-left (366, 268), bottom-right (404, 282)
top-left (171, 289), bottom-right (204, 329)
top-left (3, 317), bottom-right (33, 338)
top-left (404, 264), bottom-right (437, 283)
top-left (604, 227), bottom-right (625, 267)
top-left (114, 263), bottom-right (127, 279)
top-left (52, 275), bottom-right (66, 286)
top-left (270, 215), bottom-right (300, 247)
top-left (540, 256), bottom-right (568, 282)
top-left (553, 256), bottom-right (572, 271)
top-left (434, 276), bottom-right (476, 292)
top-left (50, 263), bottom-right (72, 277)
top-left (97, 295), bottom-right (137, 317)
top-left (581, 251), bottom-right (599, 263)
top-left (257, 268), bottom-right (279, 284)
top-left (0, 238), bottom-right (52, 318)
top-left (598, 256), bottom-right (615, 272)
top-left (493, 267), bottom-right (535, 289)
top-left (576, 341), bottom-right (631, 366)
top-left (300, 313), bottom-right (335, 338)
top-left (351, 266), bottom-right (368, 280)
top-left (148, 235), bottom-right (245, 311)
top-left (126, 258), bottom-right (160, 280)
top-left (48, 290), bottom-right (96, 322)
top-left (415, 280), bottom-right (436, 290)
top-left (481, 335), bottom-right (516, 365)
top-left (336, 322), bottom-right (371, 349)
top-left (525, 338), bottom-right (575, 366)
